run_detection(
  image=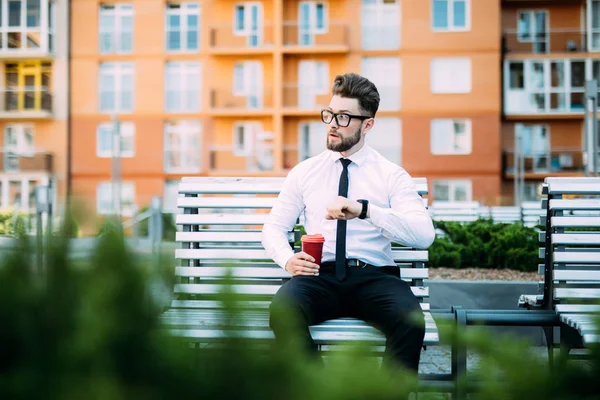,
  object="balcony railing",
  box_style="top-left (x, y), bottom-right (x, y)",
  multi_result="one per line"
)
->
top-left (502, 29), bottom-right (589, 54)
top-left (282, 21), bottom-right (348, 48)
top-left (209, 23), bottom-right (274, 50)
top-left (209, 146), bottom-right (274, 172)
top-left (503, 148), bottom-right (586, 175)
top-left (210, 87), bottom-right (273, 110)
top-left (0, 88), bottom-right (53, 115)
top-left (283, 84), bottom-right (330, 109)
top-left (0, 150), bottom-right (53, 173)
